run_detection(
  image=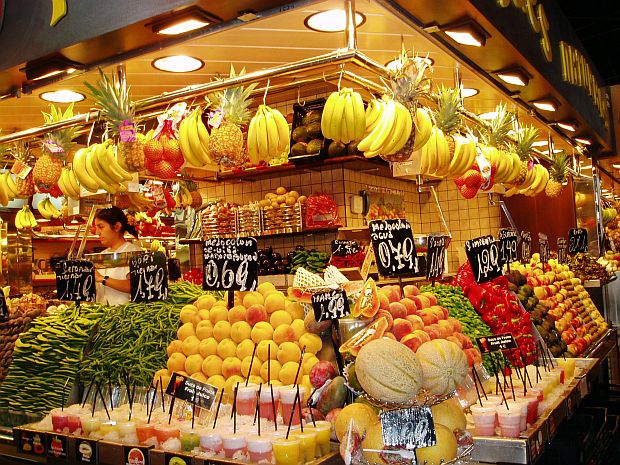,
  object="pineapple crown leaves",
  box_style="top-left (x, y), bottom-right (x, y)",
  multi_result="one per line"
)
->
top-left (550, 151), bottom-right (570, 182)
top-left (385, 42), bottom-right (433, 106)
top-left (478, 103), bottom-right (514, 149)
top-left (10, 141), bottom-right (32, 163)
top-left (205, 65), bottom-right (258, 125)
top-left (434, 85), bottom-right (463, 135)
top-left (41, 103), bottom-right (77, 154)
top-left (510, 125), bottom-right (539, 161)
top-left (84, 68), bottom-right (134, 132)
